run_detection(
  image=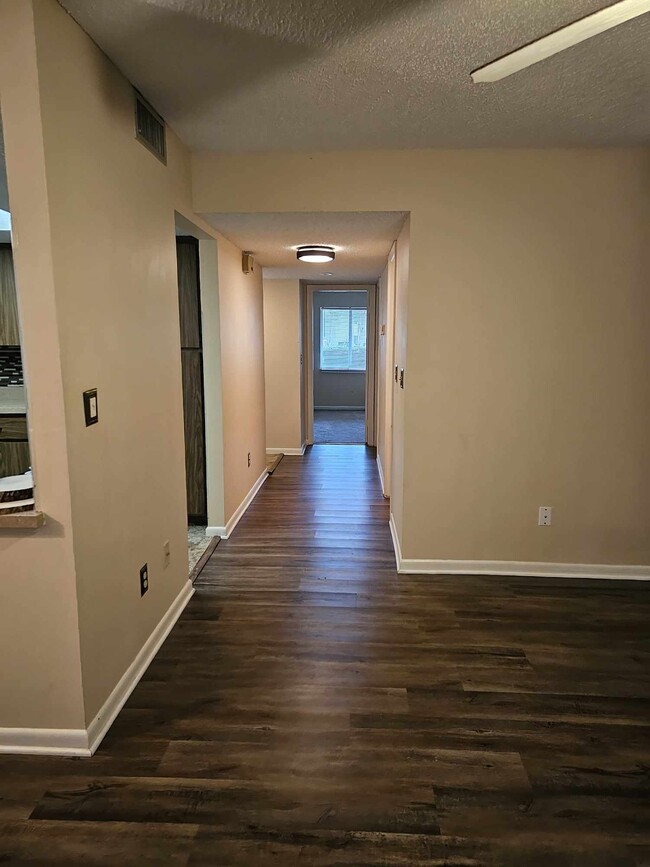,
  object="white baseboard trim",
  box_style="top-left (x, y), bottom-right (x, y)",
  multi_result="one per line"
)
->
top-left (388, 512), bottom-right (402, 571)
top-left (396, 559), bottom-right (650, 581)
top-left (376, 455), bottom-right (389, 499)
top-left (86, 579), bottom-right (194, 754)
top-left (0, 579), bottom-right (195, 757)
top-left (388, 514), bottom-right (649, 580)
top-left (207, 469), bottom-right (269, 539)
top-left (266, 443), bottom-right (306, 456)
top-left (315, 406), bottom-right (365, 411)
top-left (0, 727), bottom-right (91, 757)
